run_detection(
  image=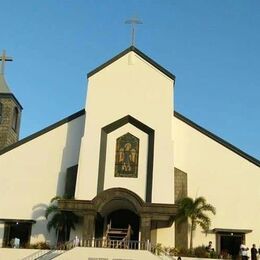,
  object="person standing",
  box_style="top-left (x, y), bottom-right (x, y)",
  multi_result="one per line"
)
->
top-left (206, 241), bottom-right (214, 252)
top-left (251, 244), bottom-right (257, 260)
top-left (240, 243), bottom-right (249, 260)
